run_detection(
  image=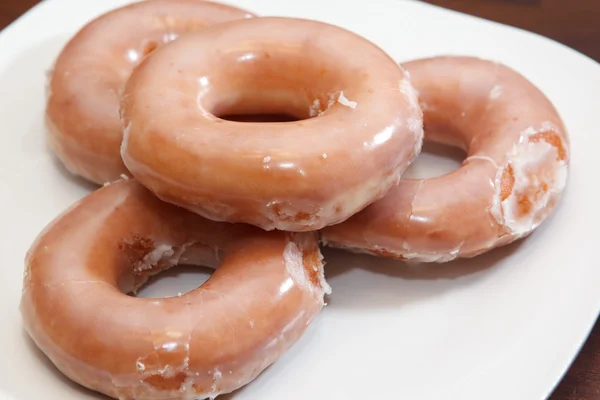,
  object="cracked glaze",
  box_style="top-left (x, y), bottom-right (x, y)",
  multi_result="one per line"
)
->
top-left (20, 180), bottom-right (329, 400)
top-left (45, 0), bottom-right (256, 185)
top-left (321, 56), bottom-right (570, 262)
top-left (120, 17), bottom-right (423, 232)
